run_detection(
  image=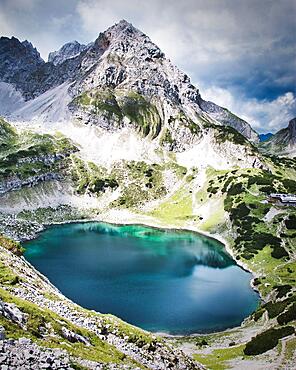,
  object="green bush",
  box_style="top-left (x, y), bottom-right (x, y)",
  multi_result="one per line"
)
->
top-left (90, 178), bottom-right (118, 193)
top-left (285, 215), bottom-right (296, 230)
top-left (229, 203), bottom-right (250, 220)
top-left (0, 235), bottom-right (24, 256)
top-left (275, 285), bottom-right (292, 299)
top-left (247, 175), bottom-right (272, 187)
top-left (227, 183), bottom-right (243, 196)
top-left (271, 246), bottom-right (289, 259)
top-left (253, 308), bottom-right (265, 322)
top-left (260, 185), bottom-right (276, 193)
top-left (277, 302), bottom-right (296, 325)
top-left (244, 326), bottom-right (295, 355)
top-left (207, 186), bottom-right (219, 194)
top-left (282, 179), bottom-right (296, 193)
top-left (264, 296), bottom-right (296, 318)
